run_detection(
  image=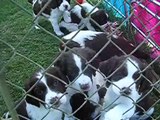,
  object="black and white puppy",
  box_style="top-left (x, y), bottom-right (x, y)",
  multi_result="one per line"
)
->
top-left (60, 30), bottom-right (149, 61)
top-left (2, 67), bottom-right (72, 120)
top-left (95, 55), bottom-right (157, 120)
top-left (60, 2), bottom-right (109, 32)
top-left (54, 47), bottom-right (101, 120)
top-left (28, 0), bottom-right (71, 36)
